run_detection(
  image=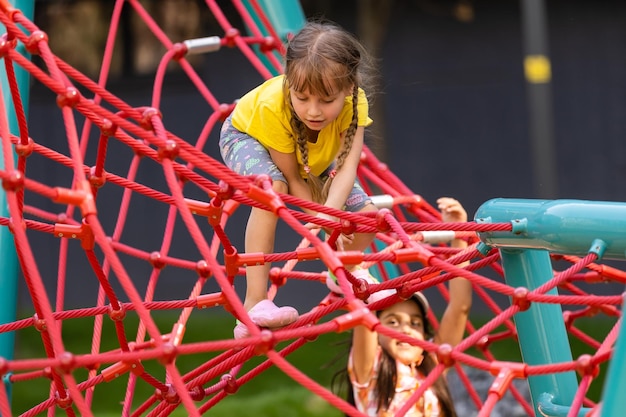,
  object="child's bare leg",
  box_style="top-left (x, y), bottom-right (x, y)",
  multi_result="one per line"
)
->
top-left (235, 179), bottom-right (298, 338)
top-left (325, 202), bottom-right (379, 297)
top-left (243, 205), bottom-right (277, 310)
top-left (243, 178), bottom-right (288, 309)
top-left (343, 202), bottom-right (378, 268)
